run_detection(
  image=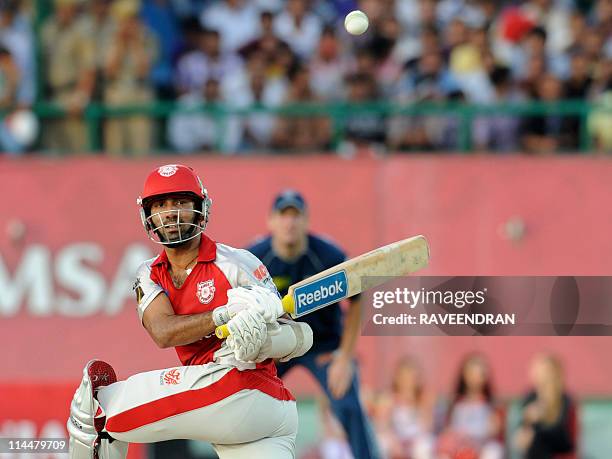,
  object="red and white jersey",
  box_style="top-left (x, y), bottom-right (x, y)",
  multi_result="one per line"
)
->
top-left (134, 234), bottom-right (292, 401)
